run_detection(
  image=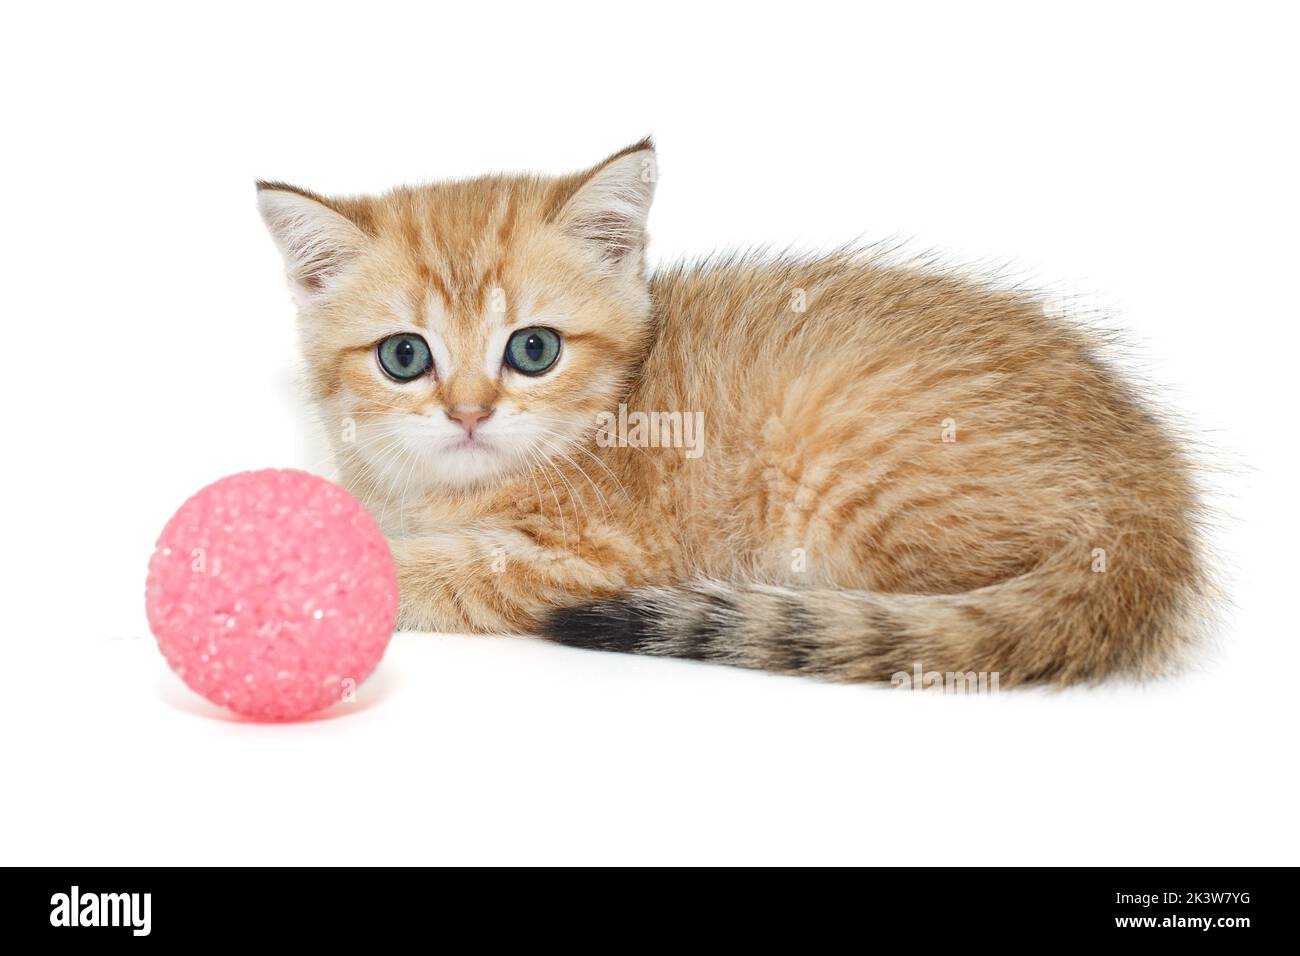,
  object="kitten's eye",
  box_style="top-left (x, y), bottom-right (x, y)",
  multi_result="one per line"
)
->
top-left (504, 327), bottom-right (561, 376)
top-left (377, 333), bottom-right (432, 381)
